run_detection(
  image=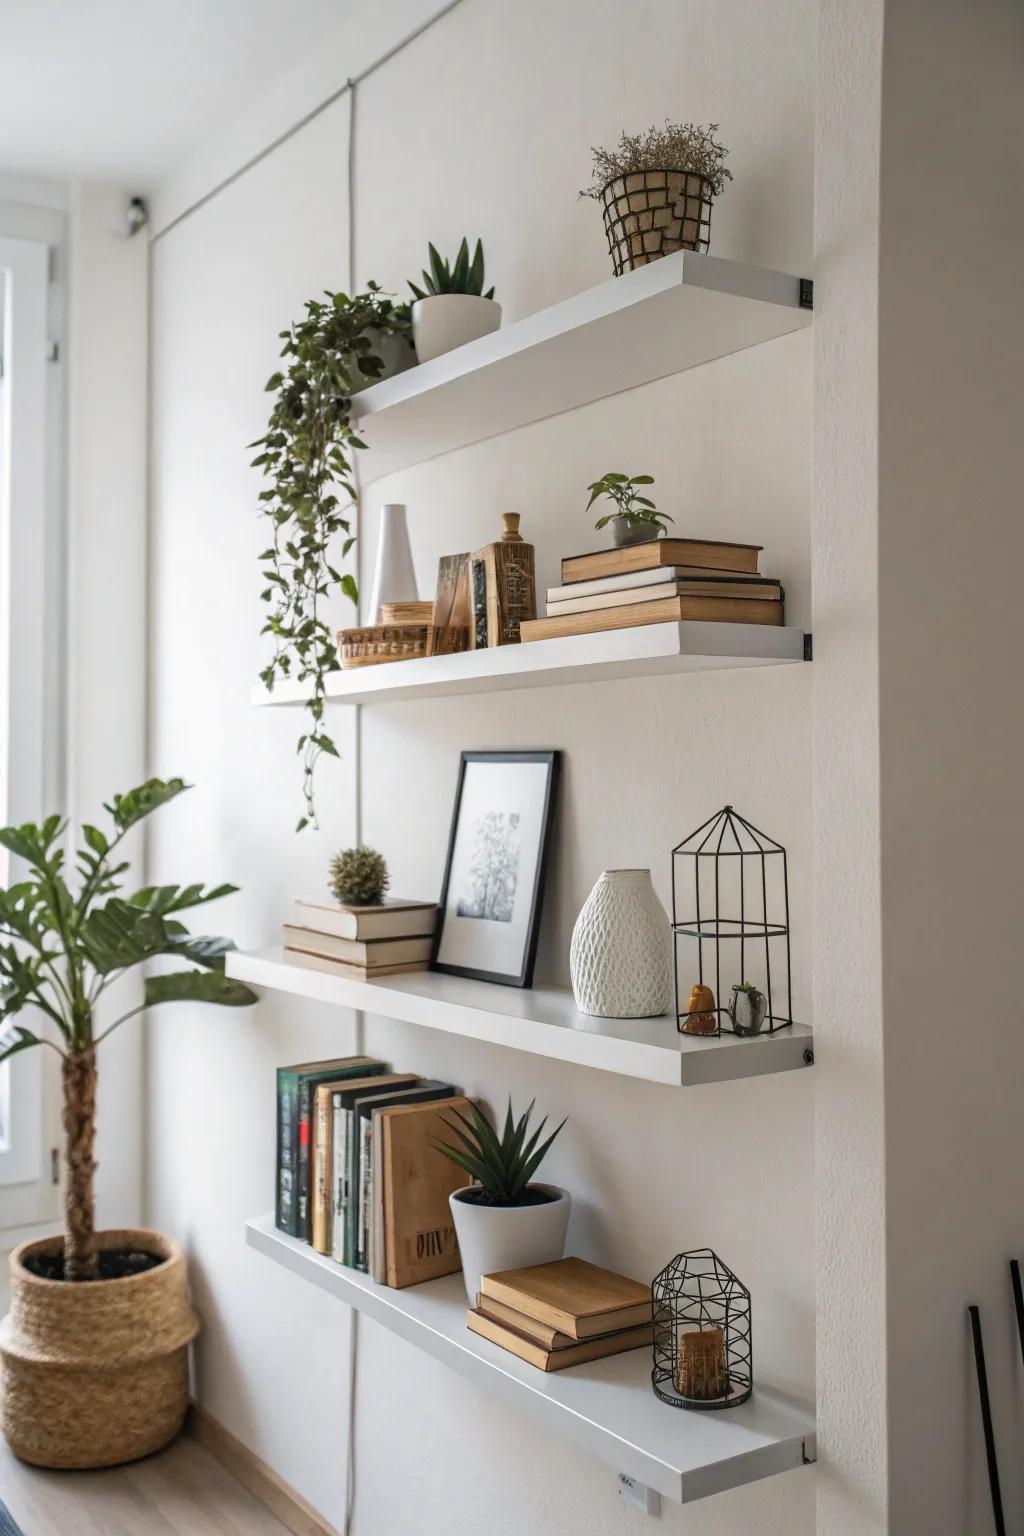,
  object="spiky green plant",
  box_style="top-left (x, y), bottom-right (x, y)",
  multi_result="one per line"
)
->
top-left (329, 846), bottom-right (389, 906)
top-left (408, 239), bottom-right (495, 300)
top-left (0, 778), bottom-right (255, 1280)
top-left (435, 1098), bottom-right (566, 1207)
top-left (587, 471), bottom-right (674, 534)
